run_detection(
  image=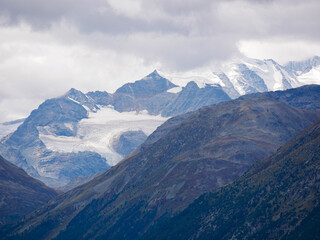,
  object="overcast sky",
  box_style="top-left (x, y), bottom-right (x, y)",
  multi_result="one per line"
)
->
top-left (0, 0), bottom-right (320, 122)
